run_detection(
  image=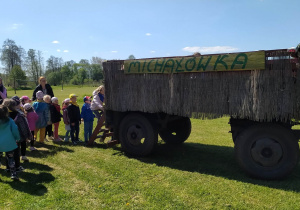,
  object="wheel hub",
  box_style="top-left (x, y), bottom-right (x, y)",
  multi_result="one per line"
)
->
top-left (251, 138), bottom-right (283, 167)
top-left (127, 125), bottom-right (144, 145)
